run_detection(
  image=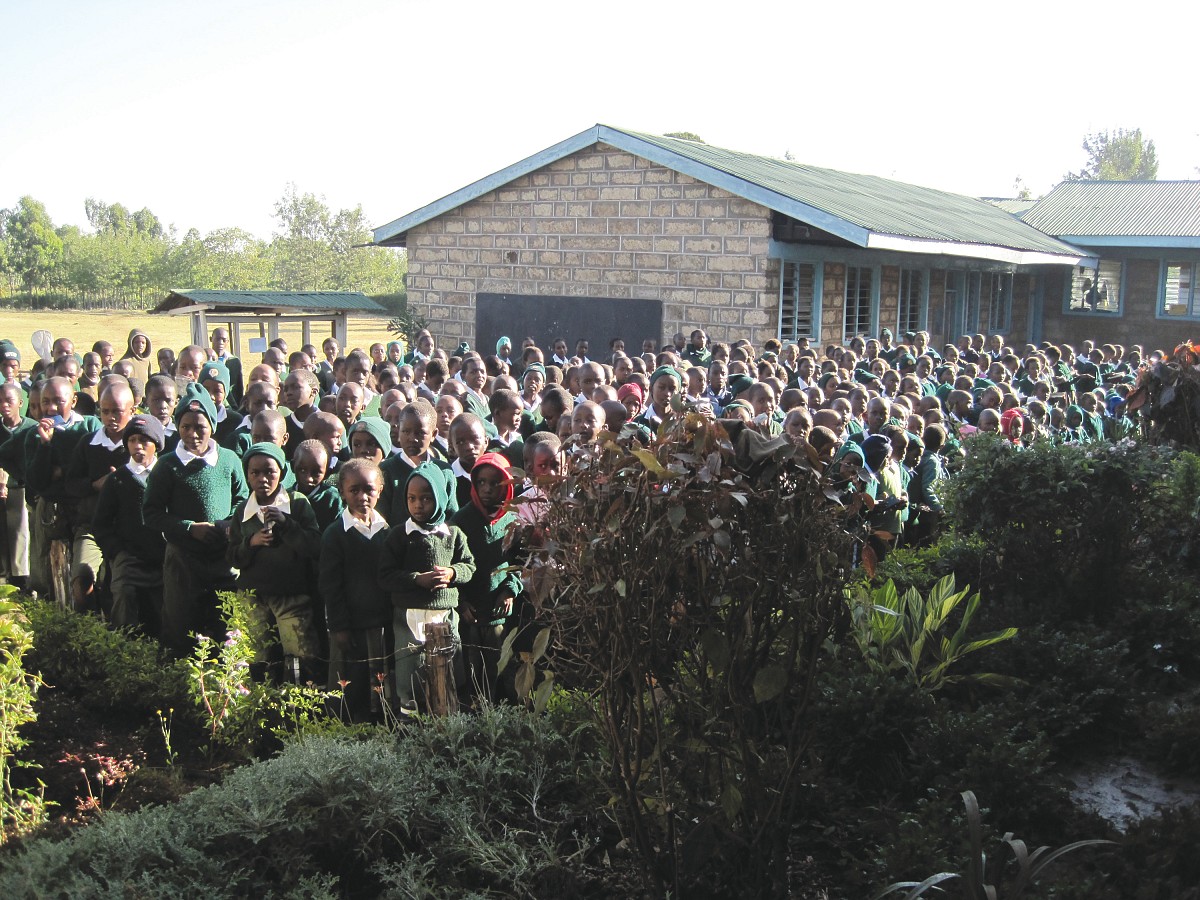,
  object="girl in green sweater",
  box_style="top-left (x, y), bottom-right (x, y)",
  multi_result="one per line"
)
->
top-left (379, 462), bottom-right (475, 714)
